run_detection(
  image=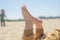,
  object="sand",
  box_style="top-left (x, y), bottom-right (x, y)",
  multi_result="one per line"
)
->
top-left (0, 19), bottom-right (60, 40)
